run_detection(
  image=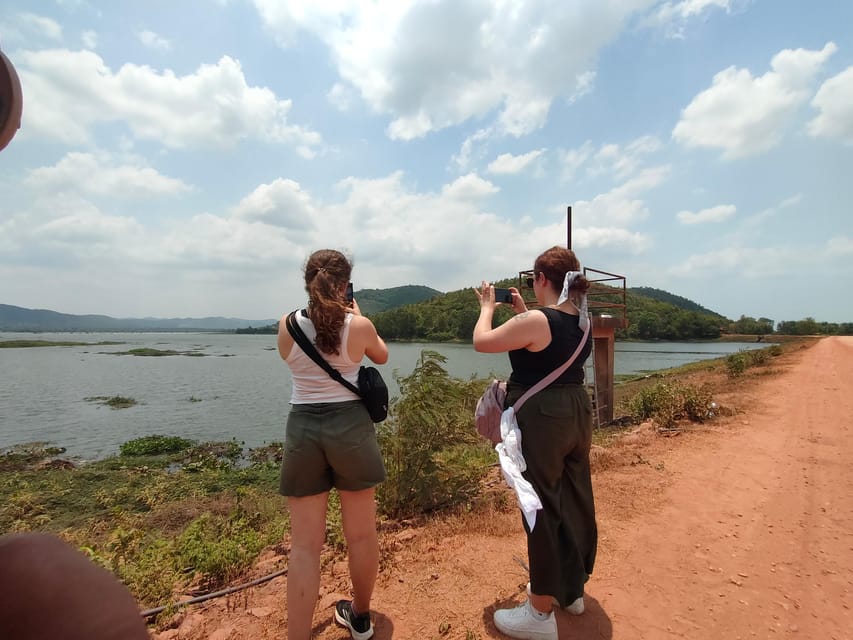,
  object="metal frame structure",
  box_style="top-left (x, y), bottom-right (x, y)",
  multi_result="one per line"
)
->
top-left (513, 207), bottom-right (629, 428)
